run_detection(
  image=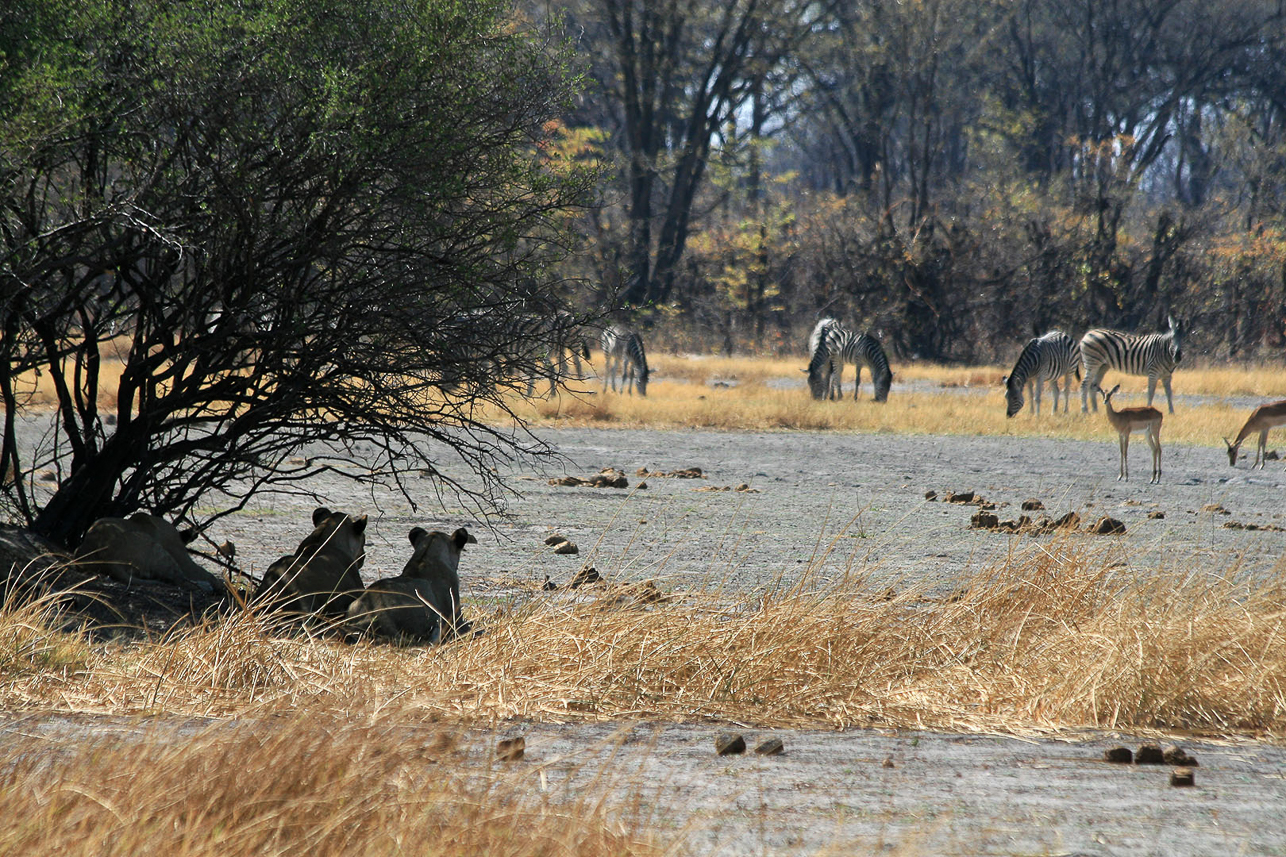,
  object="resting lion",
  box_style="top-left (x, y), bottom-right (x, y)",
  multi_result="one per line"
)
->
top-left (75, 513), bottom-right (227, 594)
top-left (253, 507), bottom-right (367, 617)
top-left (347, 526), bottom-right (476, 642)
